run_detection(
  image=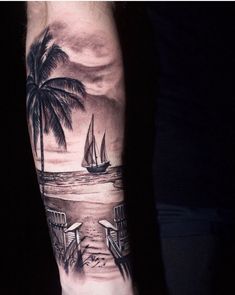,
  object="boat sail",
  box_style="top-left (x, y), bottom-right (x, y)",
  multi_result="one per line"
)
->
top-left (82, 114), bottom-right (111, 173)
